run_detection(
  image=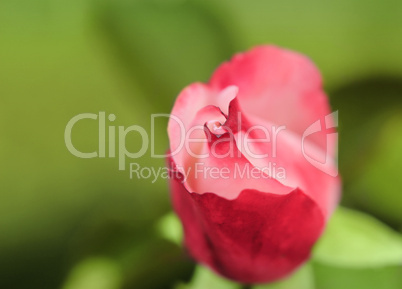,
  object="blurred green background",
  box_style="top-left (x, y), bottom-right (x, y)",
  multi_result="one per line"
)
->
top-left (1, 0), bottom-right (402, 288)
